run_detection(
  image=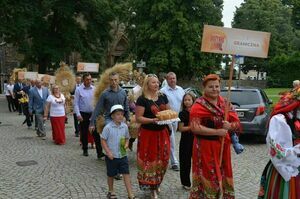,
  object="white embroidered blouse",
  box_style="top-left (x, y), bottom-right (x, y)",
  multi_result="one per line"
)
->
top-left (267, 114), bottom-right (300, 181)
